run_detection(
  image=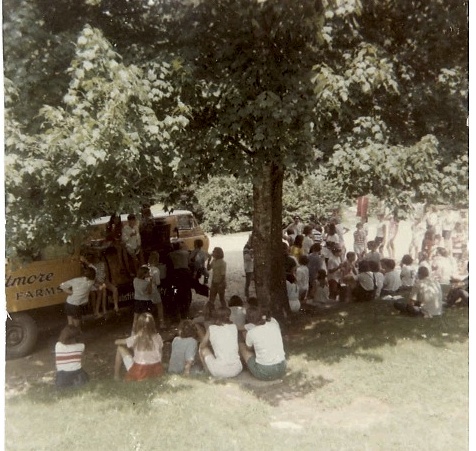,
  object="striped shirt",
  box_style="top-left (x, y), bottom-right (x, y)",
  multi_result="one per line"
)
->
top-left (55, 342), bottom-right (85, 372)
